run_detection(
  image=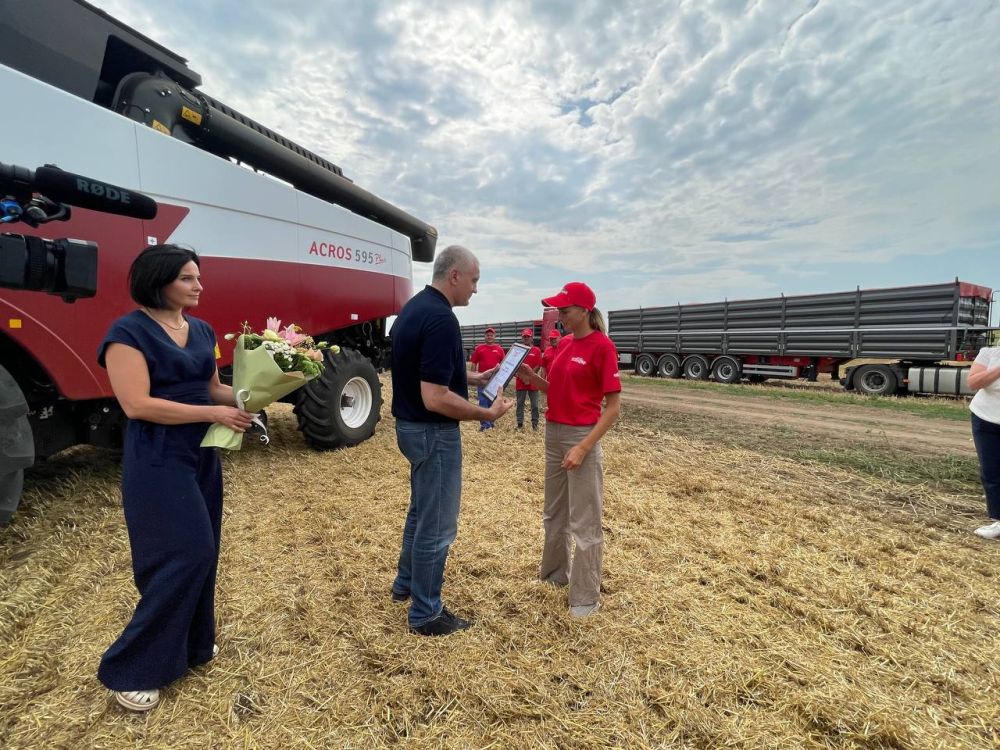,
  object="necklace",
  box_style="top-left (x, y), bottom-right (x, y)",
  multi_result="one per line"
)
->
top-left (143, 307), bottom-right (187, 331)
